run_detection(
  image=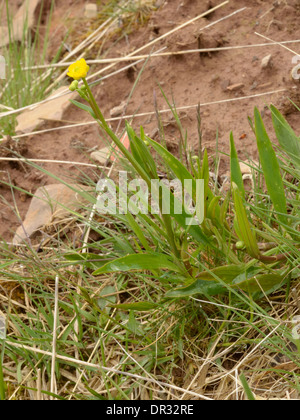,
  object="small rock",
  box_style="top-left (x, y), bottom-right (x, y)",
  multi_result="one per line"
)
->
top-left (250, 81), bottom-right (258, 90)
top-left (13, 184), bottom-right (90, 245)
top-left (16, 86), bottom-right (77, 134)
top-left (84, 3), bottom-right (98, 19)
top-left (110, 101), bottom-right (127, 118)
top-left (239, 162), bottom-right (252, 175)
top-left (226, 83), bottom-right (245, 92)
top-left (261, 54), bottom-right (273, 69)
top-left (239, 160), bottom-right (259, 175)
top-left (91, 147), bottom-right (111, 165)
